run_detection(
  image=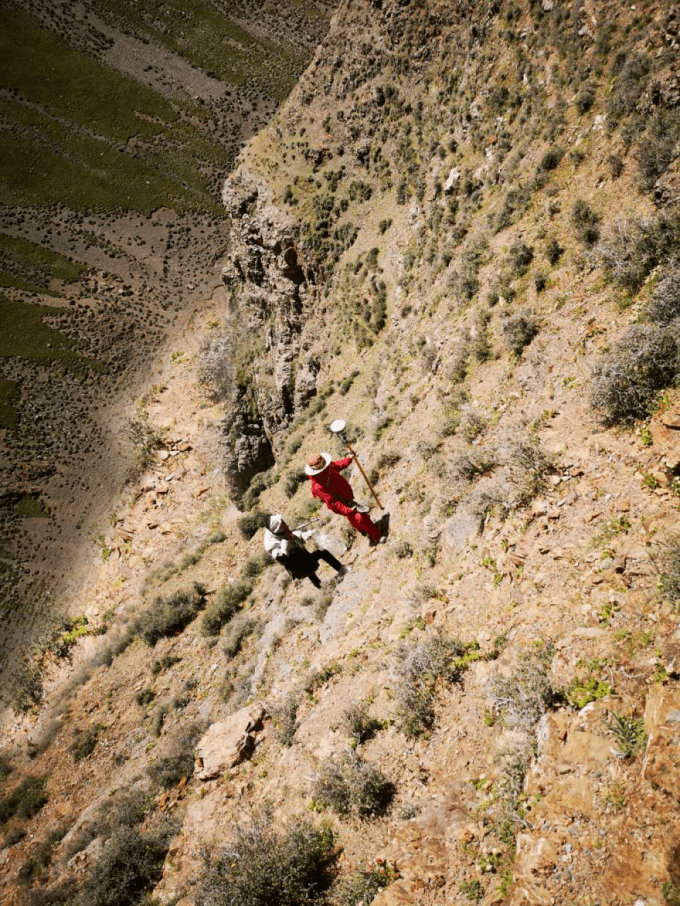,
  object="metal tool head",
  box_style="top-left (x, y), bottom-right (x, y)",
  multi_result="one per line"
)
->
top-left (329, 418), bottom-right (346, 434)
